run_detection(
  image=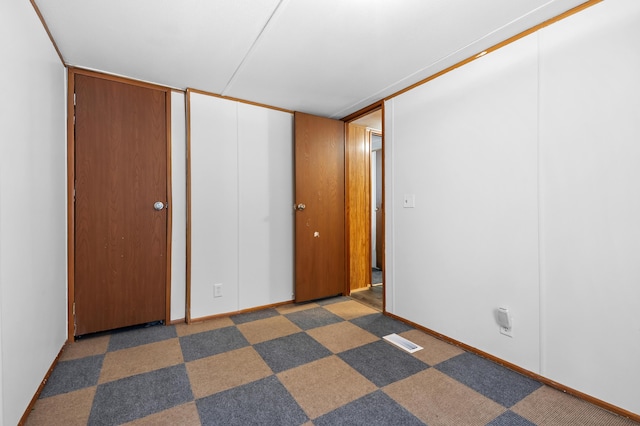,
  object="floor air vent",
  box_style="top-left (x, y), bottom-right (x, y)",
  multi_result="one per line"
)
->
top-left (383, 333), bottom-right (423, 353)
